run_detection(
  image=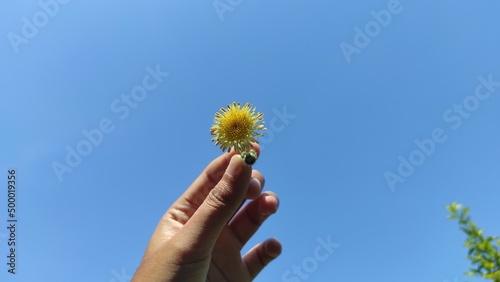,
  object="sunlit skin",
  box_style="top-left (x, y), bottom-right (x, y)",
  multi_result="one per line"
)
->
top-left (133, 144), bottom-right (281, 282)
